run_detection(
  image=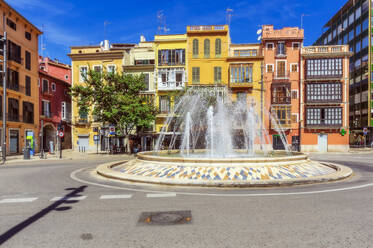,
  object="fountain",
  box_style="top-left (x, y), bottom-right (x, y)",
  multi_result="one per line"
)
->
top-left (97, 88), bottom-right (353, 187)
